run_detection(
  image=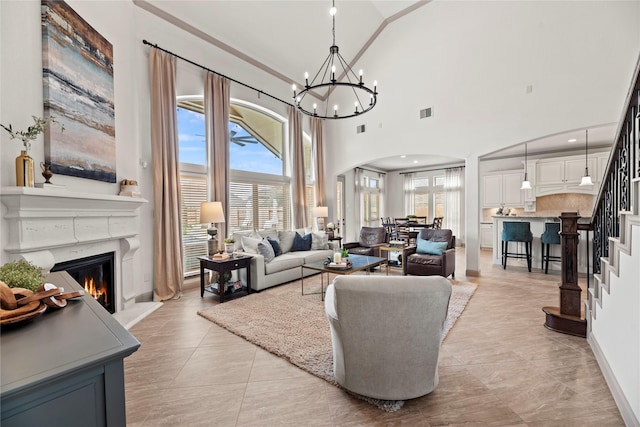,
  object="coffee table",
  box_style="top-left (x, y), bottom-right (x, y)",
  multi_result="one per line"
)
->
top-left (301, 254), bottom-right (386, 300)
